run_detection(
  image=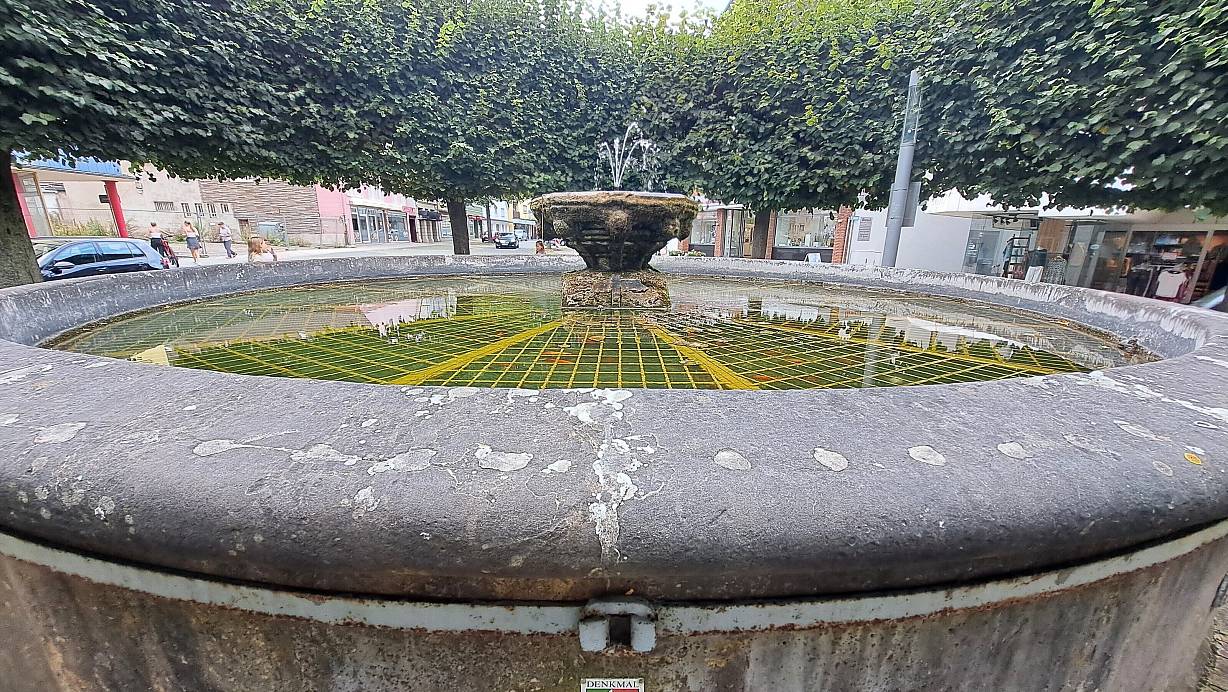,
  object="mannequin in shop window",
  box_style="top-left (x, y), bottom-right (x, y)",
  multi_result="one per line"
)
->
top-left (1041, 253), bottom-right (1068, 284)
top-left (1155, 264), bottom-right (1191, 302)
